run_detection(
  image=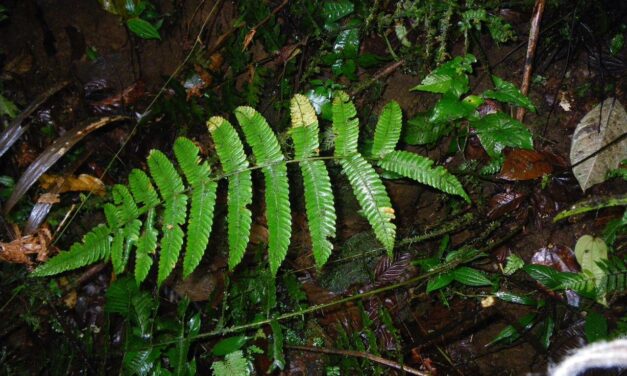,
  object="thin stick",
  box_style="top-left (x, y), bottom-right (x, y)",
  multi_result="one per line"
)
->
top-left (516, 0), bottom-right (546, 121)
top-left (286, 345), bottom-right (429, 375)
